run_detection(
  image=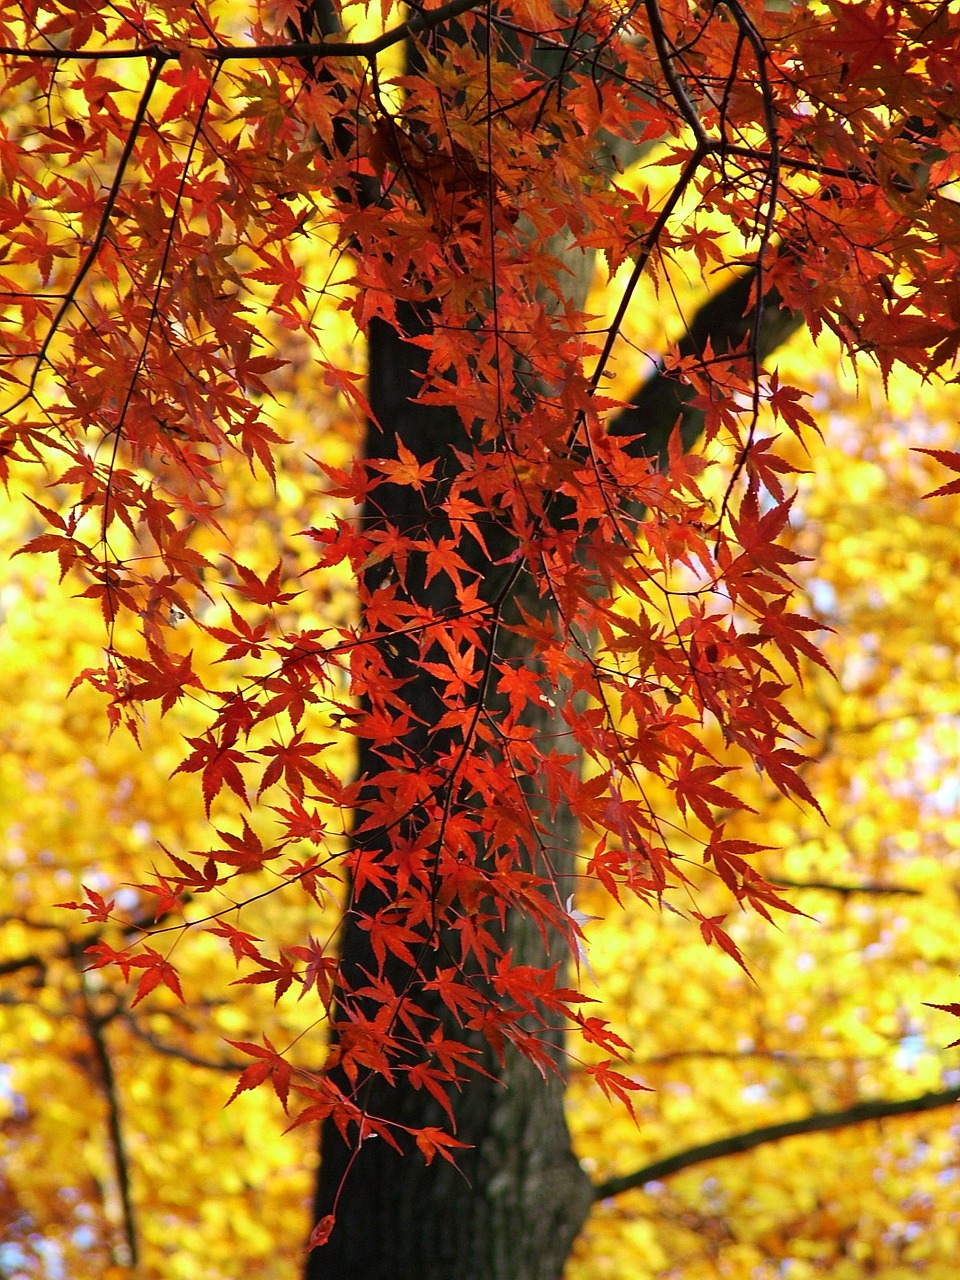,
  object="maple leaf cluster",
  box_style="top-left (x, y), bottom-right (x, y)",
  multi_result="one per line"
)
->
top-left (3, 0), bottom-right (960, 1168)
